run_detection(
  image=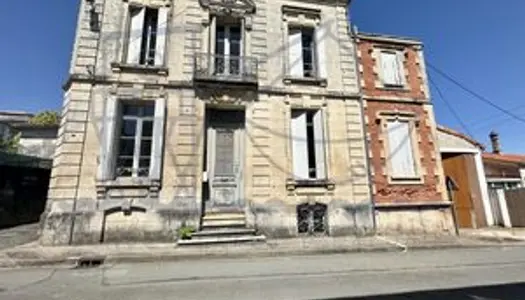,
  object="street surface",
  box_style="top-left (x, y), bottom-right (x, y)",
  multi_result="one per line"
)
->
top-left (1, 246), bottom-right (525, 299)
